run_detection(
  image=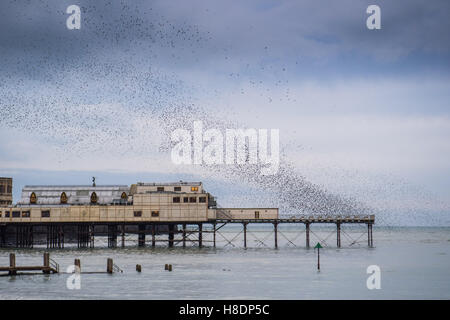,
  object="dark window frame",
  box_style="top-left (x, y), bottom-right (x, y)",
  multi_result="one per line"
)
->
top-left (199, 197), bottom-right (206, 203)
top-left (151, 211), bottom-right (159, 217)
top-left (134, 211), bottom-right (142, 217)
top-left (173, 197), bottom-right (181, 203)
top-left (174, 186), bottom-right (181, 192)
top-left (41, 210), bottom-right (50, 218)
top-left (189, 197), bottom-right (197, 203)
